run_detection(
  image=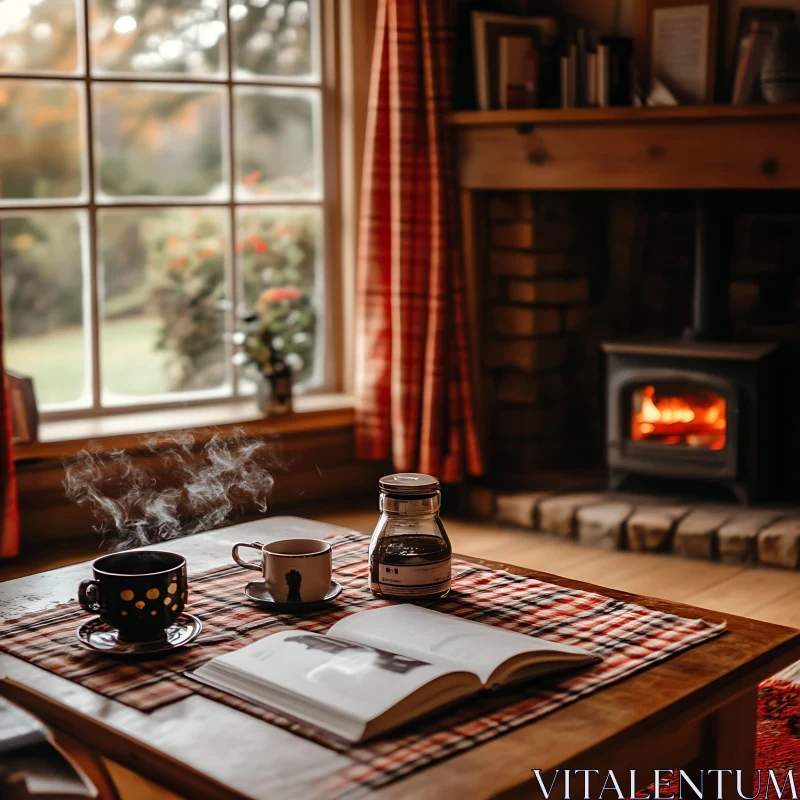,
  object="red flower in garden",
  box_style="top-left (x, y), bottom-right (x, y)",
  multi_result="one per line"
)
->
top-left (258, 287), bottom-right (301, 305)
top-left (173, 256), bottom-right (188, 269)
top-left (253, 239), bottom-right (268, 254)
top-left (243, 170), bottom-right (263, 185)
